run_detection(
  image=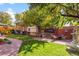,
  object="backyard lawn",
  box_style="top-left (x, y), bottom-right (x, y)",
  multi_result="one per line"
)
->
top-left (7, 34), bottom-right (70, 56)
